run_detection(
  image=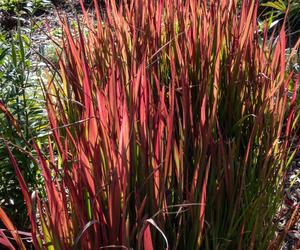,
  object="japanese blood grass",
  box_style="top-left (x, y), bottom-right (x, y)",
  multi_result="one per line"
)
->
top-left (1, 0), bottom-right (300, 249)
